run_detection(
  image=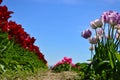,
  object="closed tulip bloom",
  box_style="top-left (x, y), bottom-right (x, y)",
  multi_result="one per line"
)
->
top-left (96, 28), bottom-right (104, 40)
top-left (81, 29), bottom-right (92, 39)
top-left (97, 28), bottom-right (103, 36)
top-left (117, 29), bottom-right (120, 34)
top-left (101, 11), bottom-right (110, 23)
top-left (90, 19), bottom-right (103, 29)
top-left (109, 12), bottom-right (118, 25)
top-left (89, 45), bottom-right (94, 51)
top-left (89, 36), bottom-right (98, 44)
top-left (115, 24), bottom-right (120, 29)
top-left (116, 33), bottom-right (120, 40)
